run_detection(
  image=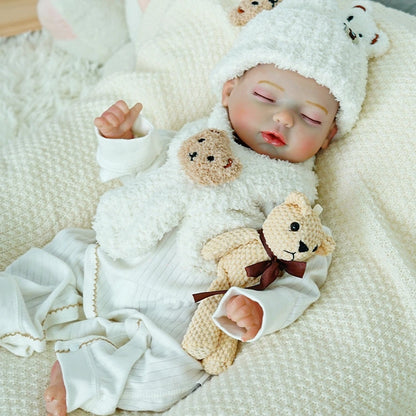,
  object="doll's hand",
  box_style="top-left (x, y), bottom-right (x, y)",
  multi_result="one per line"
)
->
top-left (94, 100), bottom-right (143, 139)
top-left (225, 295), bottom-right (263, 341)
